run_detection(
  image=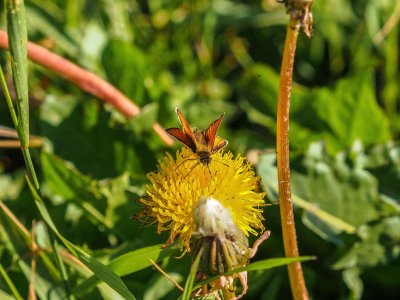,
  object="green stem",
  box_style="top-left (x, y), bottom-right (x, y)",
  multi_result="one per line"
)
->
top-left (51, 237), bottom-right (75, 300)
top-left (7, 0), bottom-right (29, 148)
top-left (0, 263), bottom-right (24, 300)
top-left (21, 148), bottom-right (39, 190)
top-left (0, 67), bottom-right (19, 130)
top-left (4, 0), bottom-right (39, 189)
